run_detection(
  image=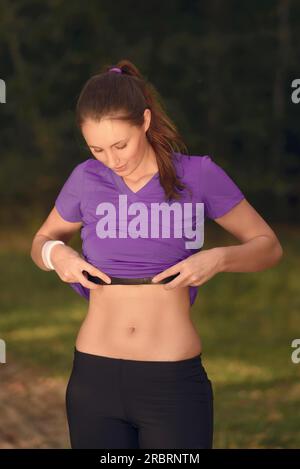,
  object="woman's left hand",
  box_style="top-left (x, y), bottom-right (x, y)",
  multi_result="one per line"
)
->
top-left (151, 248), bottom-right (222, 289)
